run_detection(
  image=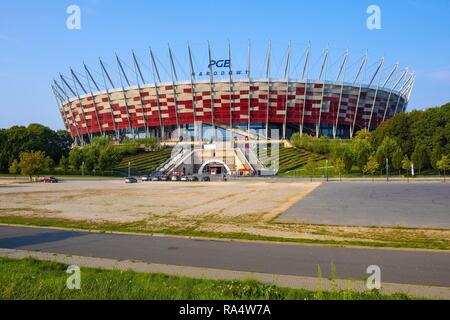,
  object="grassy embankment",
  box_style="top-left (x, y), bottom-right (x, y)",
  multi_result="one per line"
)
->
top-left (260, 147), bottom-right (443, 178)
top-left (0, 257), bottom-right (415, 300)
top-left (113, 149), bottom-right (172, 176)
